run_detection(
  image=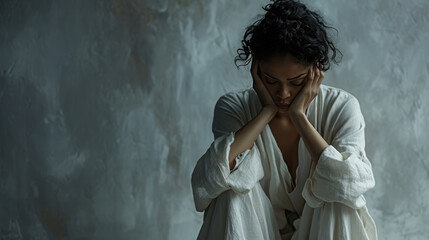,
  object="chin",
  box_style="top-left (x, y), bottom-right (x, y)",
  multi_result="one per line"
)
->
top-left (278, 108), bottom-right (289, 113)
